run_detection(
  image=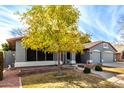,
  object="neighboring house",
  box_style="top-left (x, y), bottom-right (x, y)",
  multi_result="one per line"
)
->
top-left (113, 44), bottom-right (124, 61)
top-left (6, 37), bottom-right (117, 67)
